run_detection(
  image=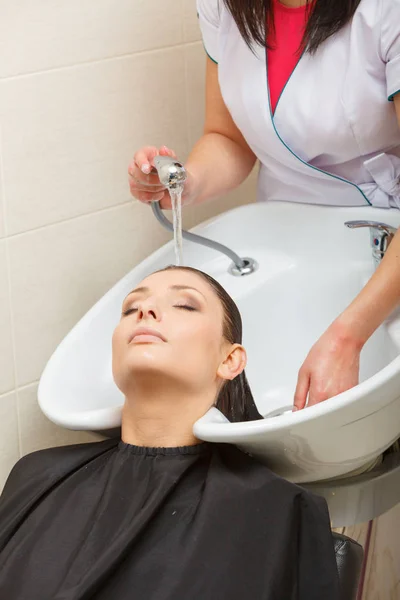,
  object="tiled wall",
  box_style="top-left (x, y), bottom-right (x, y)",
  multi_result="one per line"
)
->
top-left (0, 0), bottom-right (257, 489)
